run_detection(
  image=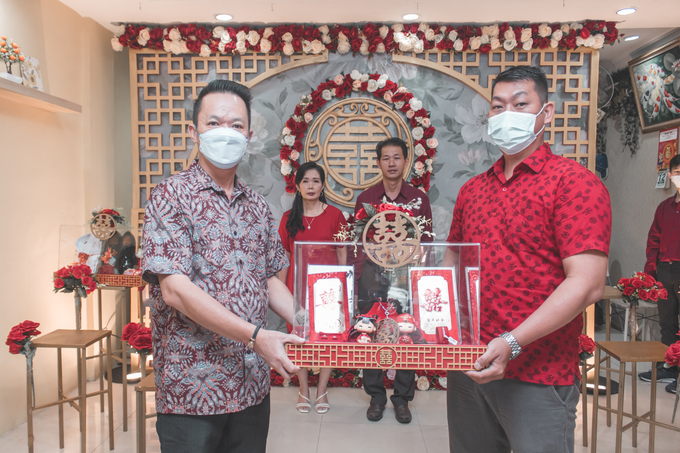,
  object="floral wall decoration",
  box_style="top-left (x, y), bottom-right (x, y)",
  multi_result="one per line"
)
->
top-left (111, 21), bottom-right (619, 55)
